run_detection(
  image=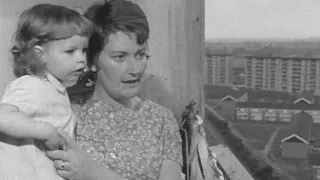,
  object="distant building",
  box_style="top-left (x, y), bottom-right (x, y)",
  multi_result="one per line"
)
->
top-left (205, 54), bottom-right (233, 85)
top-left (309, 146), bottom-right (320, 180)
top-left (244, 57), bottom-right (320, 93)
top-left (232, 67), bottom-right (245, 85)
top-left (205, 85), bottom-right (320, 123)
top-left (235, 99), bottom-right (320, 123)
top-left (281, 111), bottom-right (313, 159)
top-left (205, 54), bottom-right (245, 86)
top-left (307, 121), bottom-right (320, 180)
